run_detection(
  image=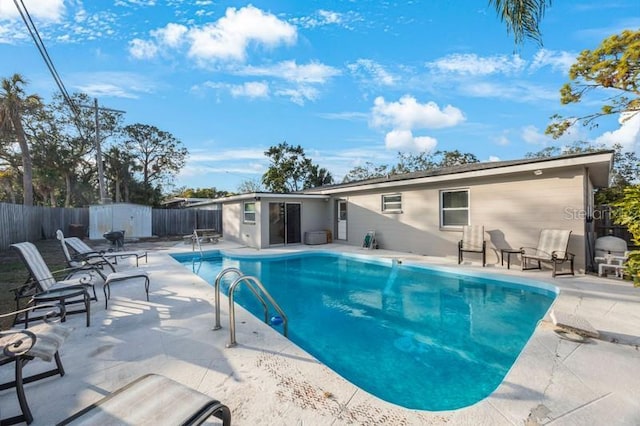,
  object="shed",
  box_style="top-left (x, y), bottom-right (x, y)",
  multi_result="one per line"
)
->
top-left (89, 203), bottom-right (152, 240)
